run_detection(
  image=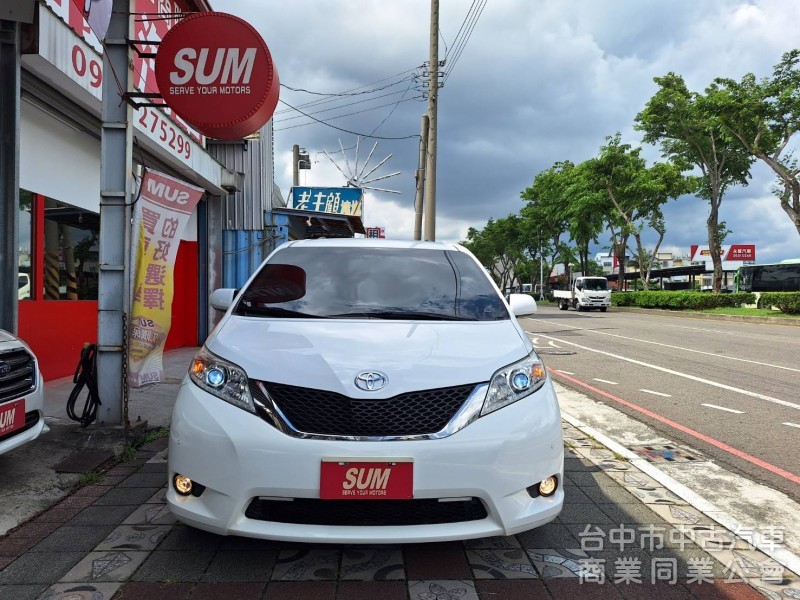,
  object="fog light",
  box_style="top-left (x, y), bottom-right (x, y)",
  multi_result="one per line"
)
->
top-left (539, 476), bottom-right (558, 497)
top-left (174, 474), bottom-right (193, 496)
